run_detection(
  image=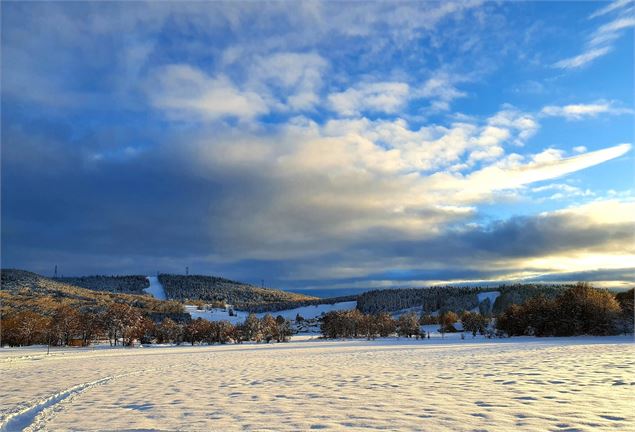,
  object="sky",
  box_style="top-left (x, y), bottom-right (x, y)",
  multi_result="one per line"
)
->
top-left (1, 1), bottom-right (634, 296)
